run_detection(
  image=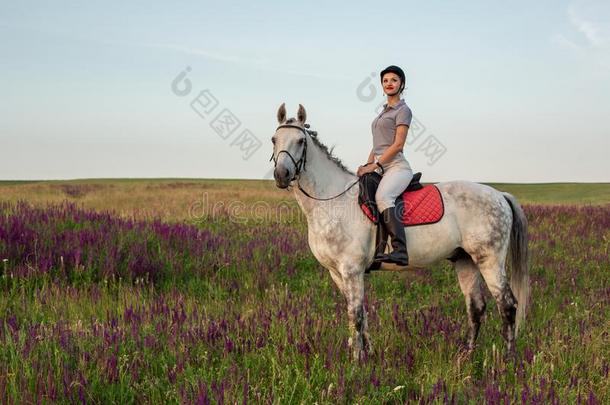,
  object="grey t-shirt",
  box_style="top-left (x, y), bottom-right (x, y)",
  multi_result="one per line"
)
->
top-left (371, 98), bottom-right (412, 157)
